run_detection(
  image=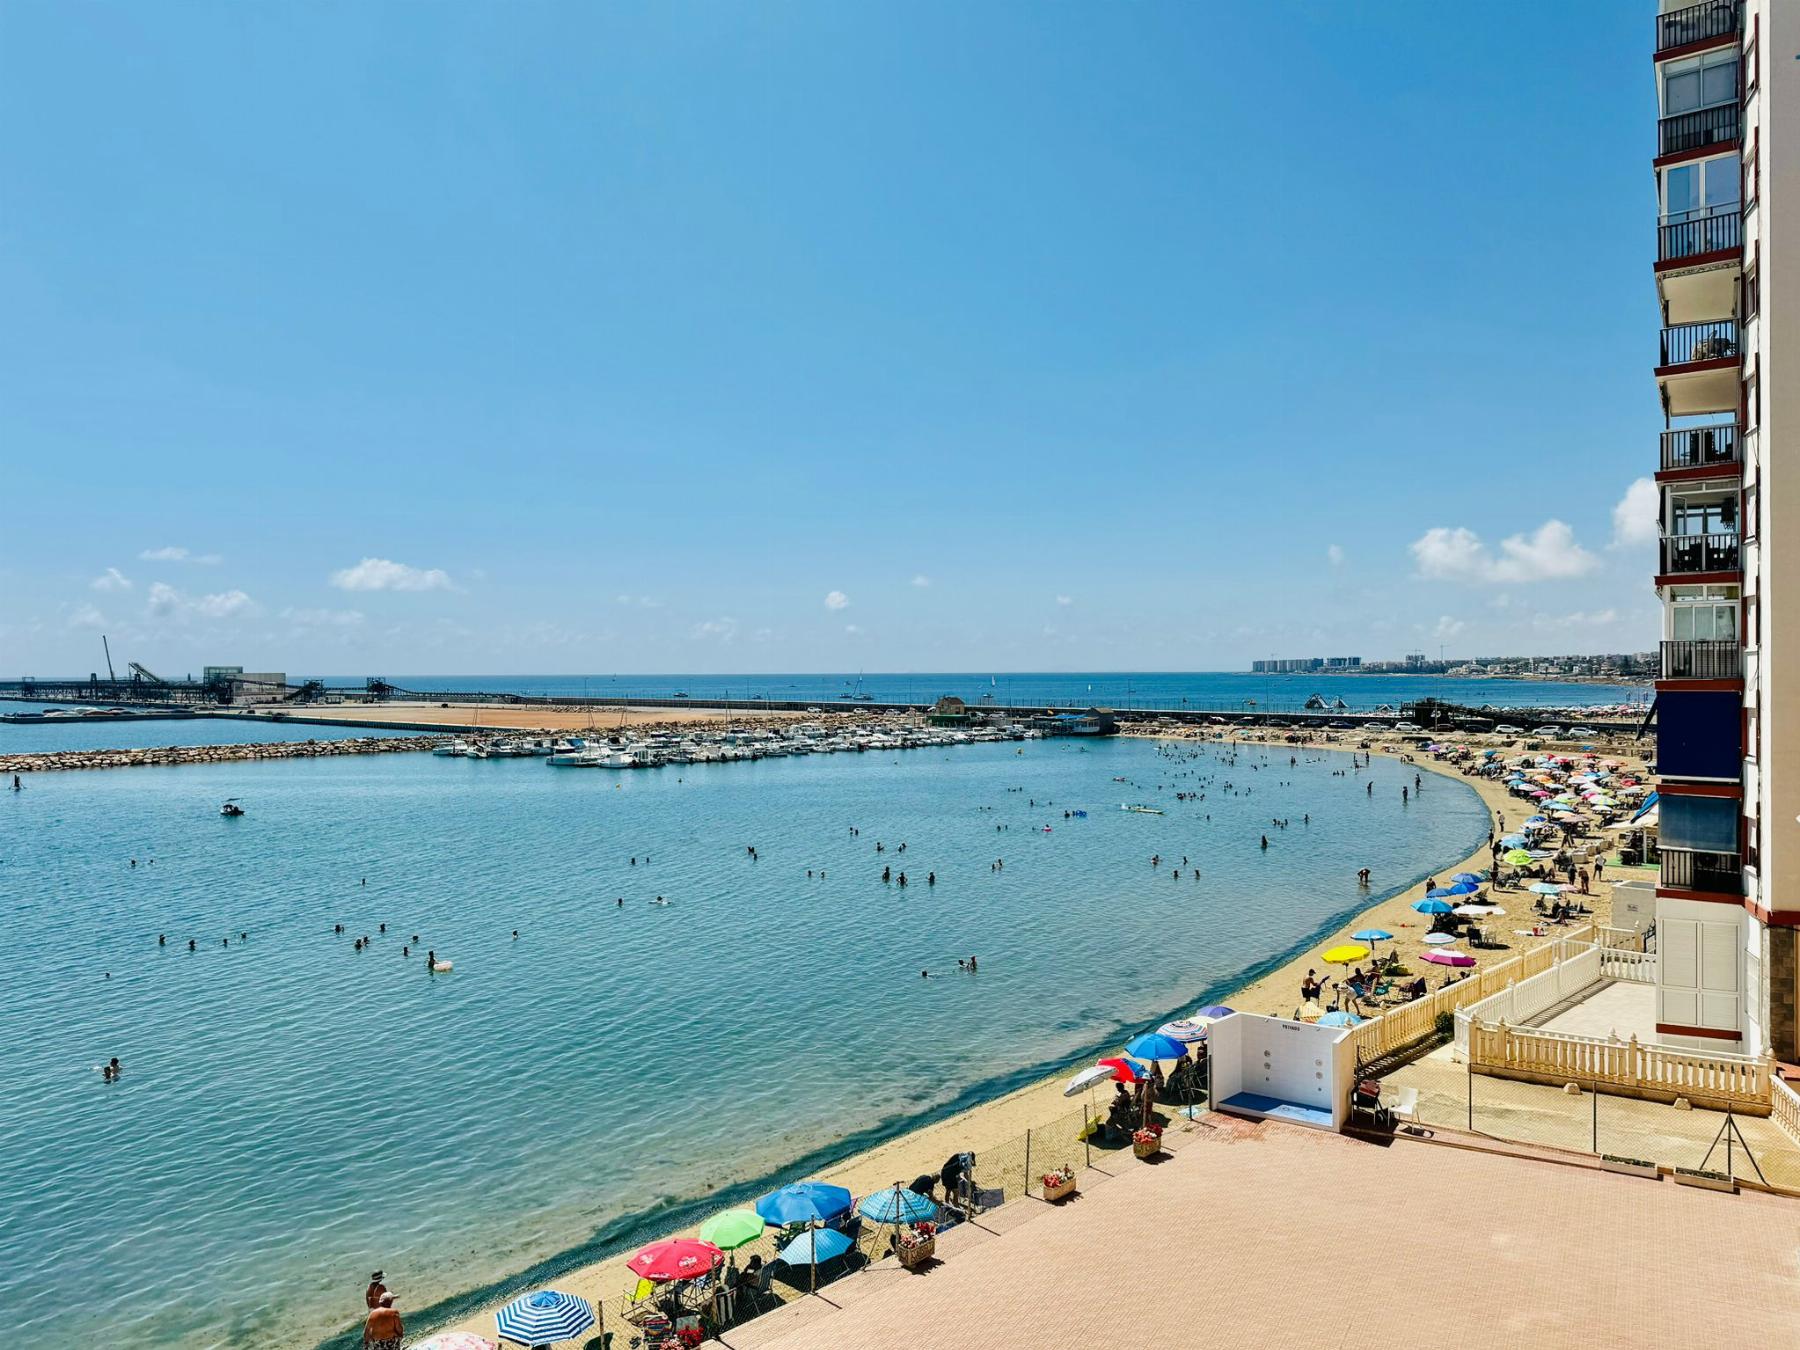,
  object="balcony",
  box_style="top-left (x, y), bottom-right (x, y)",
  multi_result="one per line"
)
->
top-left (1660, 319), bottom-right (1738, 365)
top-left (1661, 639), bottom-right (1741, 680)
top-left (1660, 422), bottom-right (1739, 472)
top-left (1660, 532), bottom-right (1741, 575)
top-left (1661, 849), bottom-right (1742, 896)
top-left (1657, 320), bottom-right (1739, 415)
top-left (1655, 1), bottom-right (1742, 56)
top-left (1658, 208), bottom-right (1741, 265)
top-left (1659, 104), bottom-right (1741, 158)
